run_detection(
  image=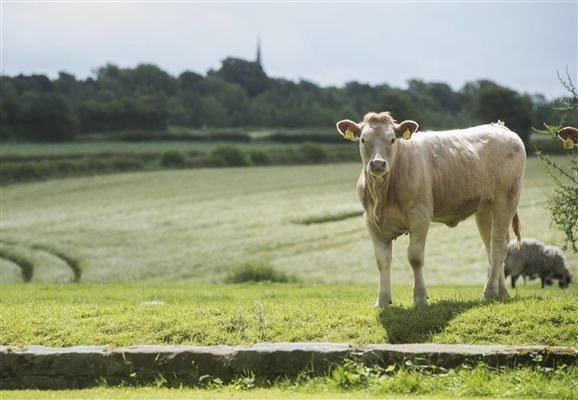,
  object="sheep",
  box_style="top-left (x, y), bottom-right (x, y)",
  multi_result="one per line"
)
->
top-left (504, 238), bottom-right (572, 289)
